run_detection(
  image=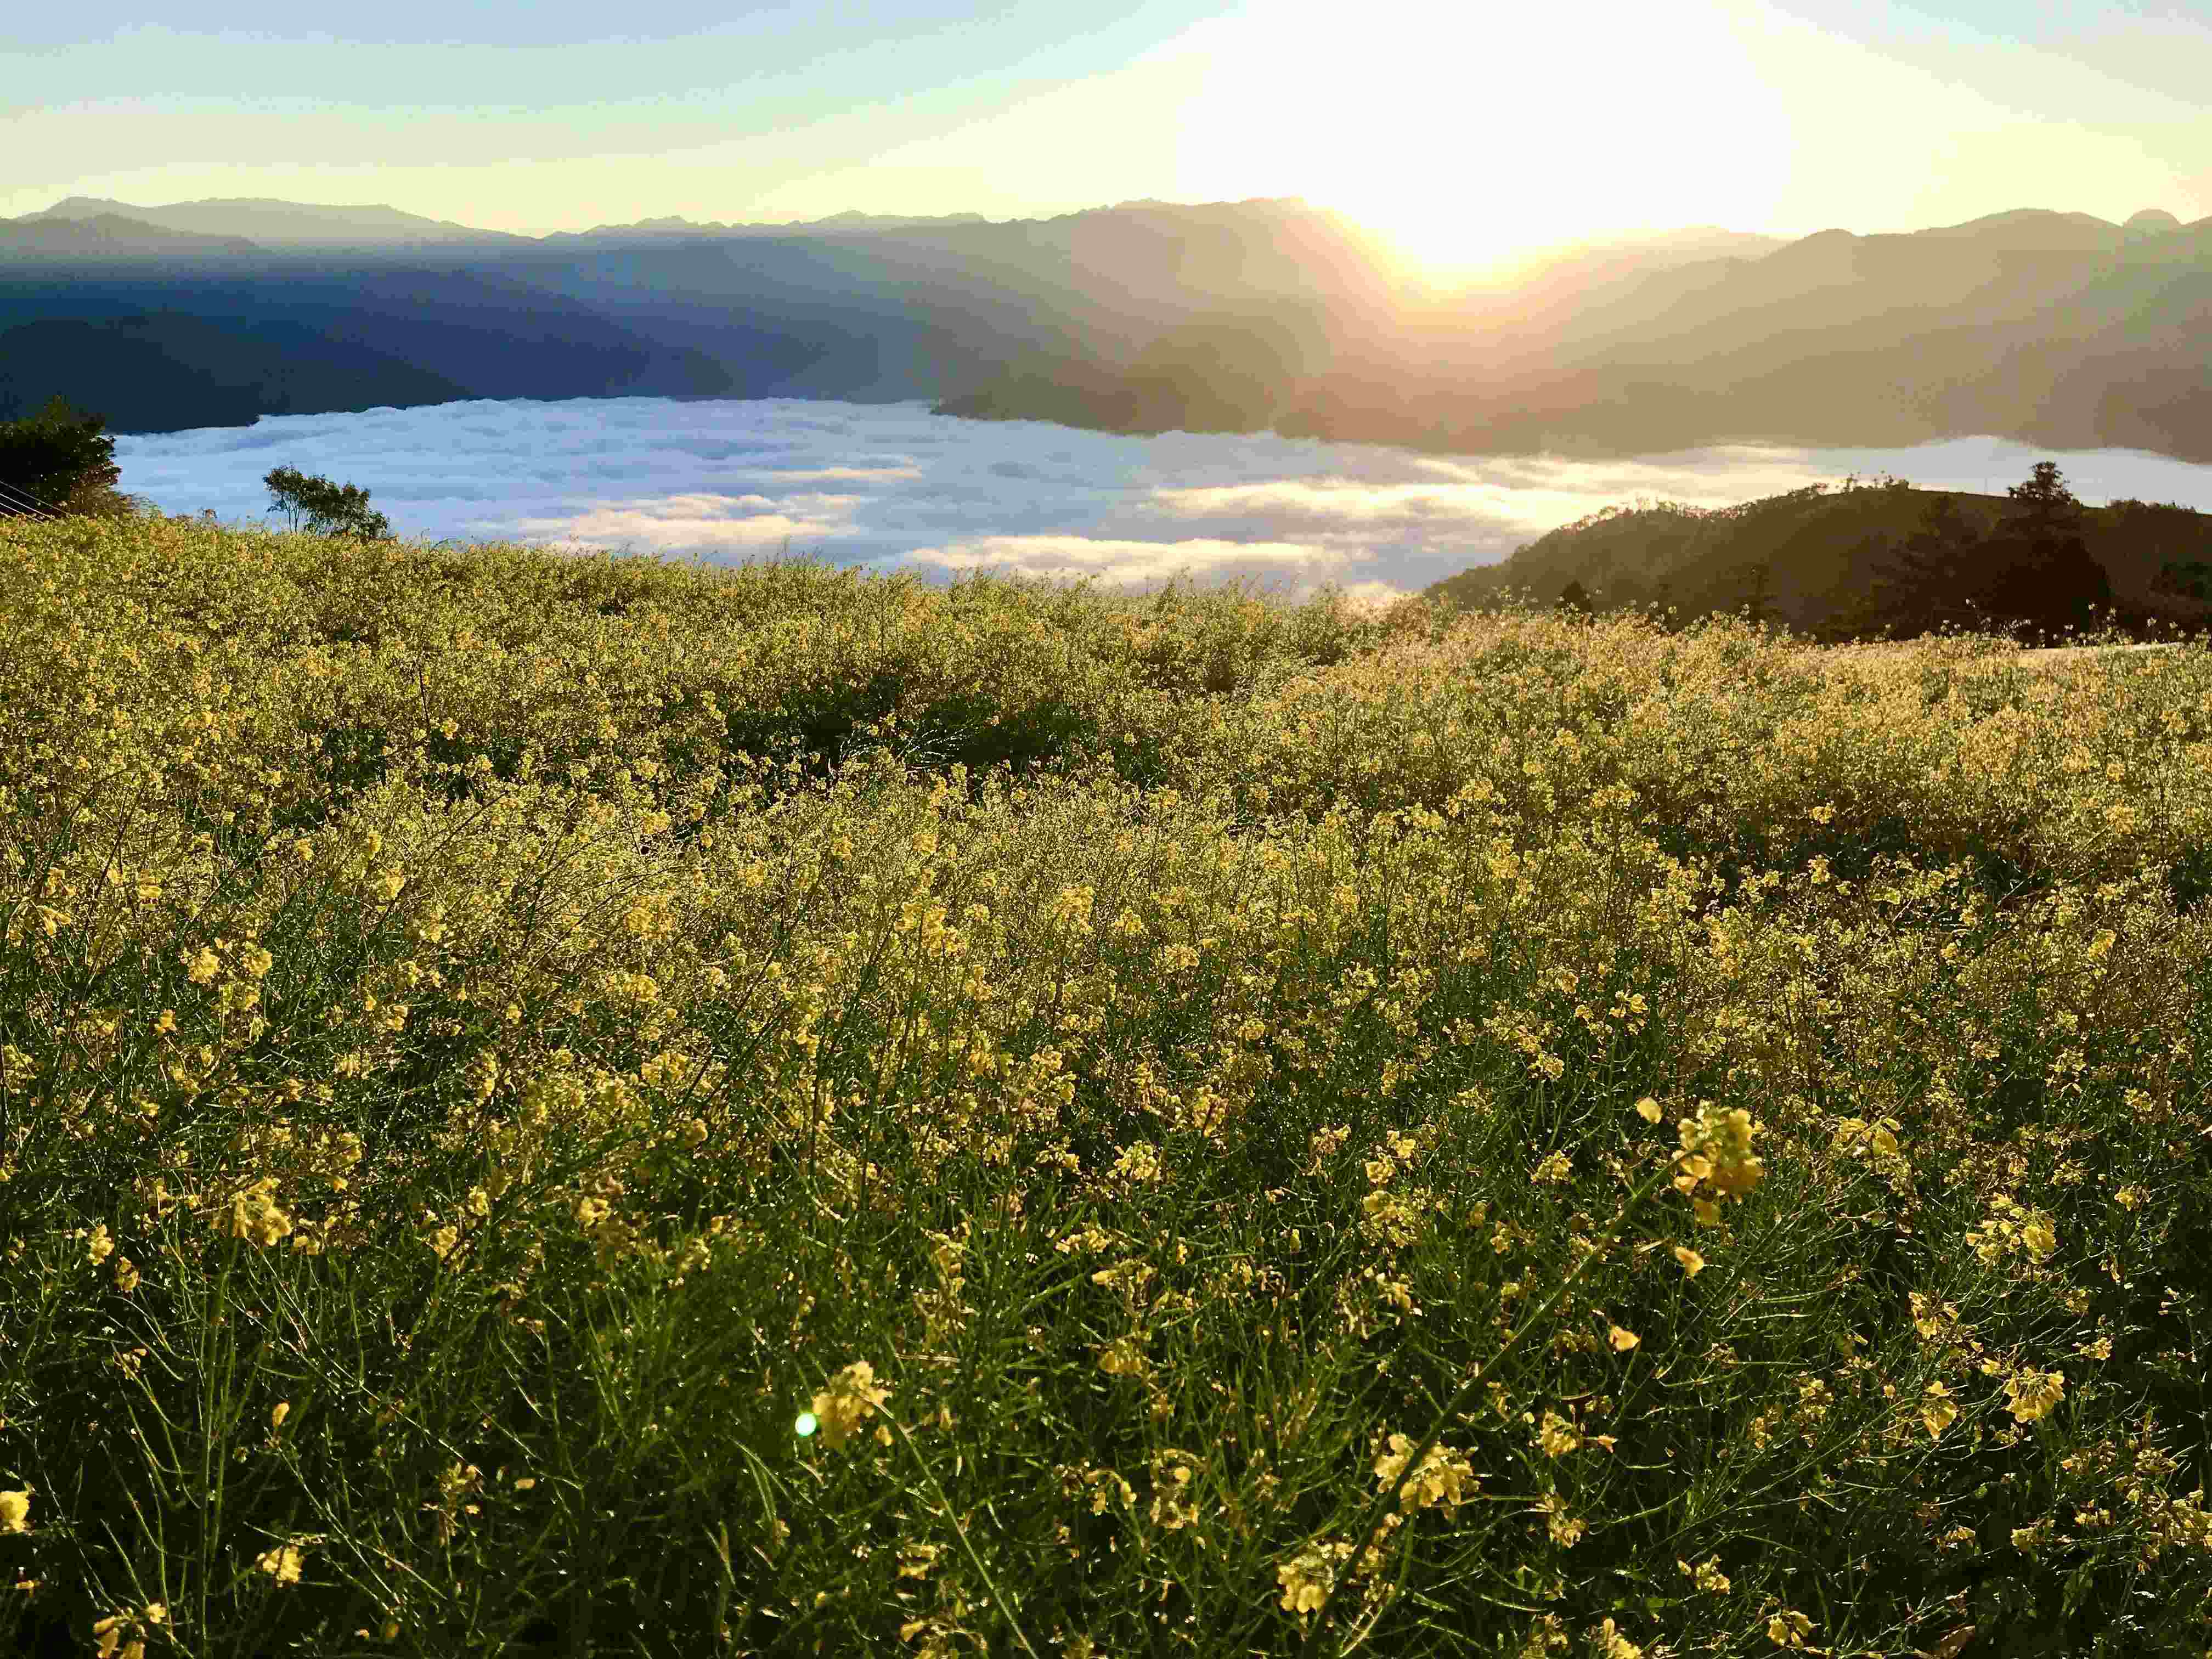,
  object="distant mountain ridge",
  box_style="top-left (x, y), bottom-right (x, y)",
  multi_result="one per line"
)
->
top-left (24, 195), bottom-right (532, 249)
top-left (2, 193), bottom-right (2208, 470)
top-left (942, 203), bottom-right (2212, 464)
top-left (0, 211), bottom-right (261, 258)
top-left (535, 209), bottom-right (997, 244)
top-left (9, 198), bottom-right (1017, 253)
